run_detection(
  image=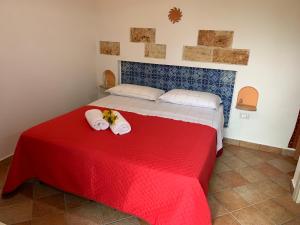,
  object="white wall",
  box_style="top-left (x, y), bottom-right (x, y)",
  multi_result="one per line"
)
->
top-left (0, 0), bottom-right (98, 160)
top-left (95, 0), bottom-right (300, 149)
